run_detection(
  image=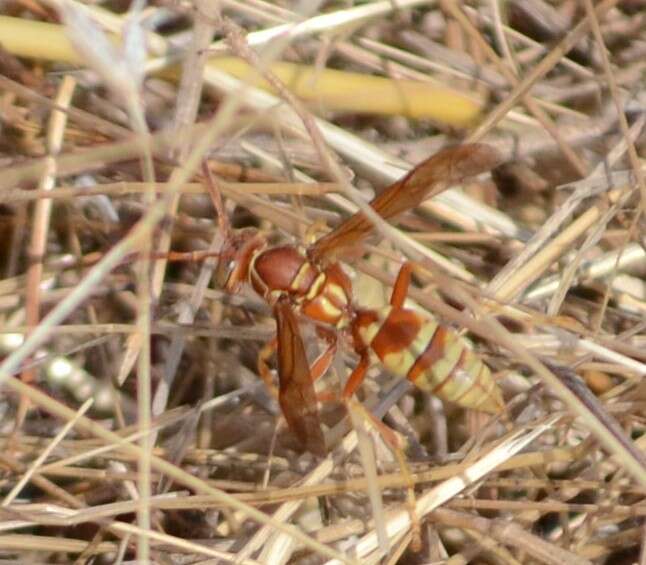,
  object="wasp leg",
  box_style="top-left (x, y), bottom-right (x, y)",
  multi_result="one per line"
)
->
top-left (390, 262), bottom-right (415, 308)
top-left (259, 329), bottom-right (337, 400)
top-left (261, 334), bottom-right (337, 383)
top-left (311, 327), bottom-right (338, 382)
top-left (257, 338), bottom-right (279, 398)
top-left (341, 350), bottom-right (371, 399)
top-left (391, 440), bottom-right (421, 552)
top-left (346, 398), bottom-right (421, 548)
